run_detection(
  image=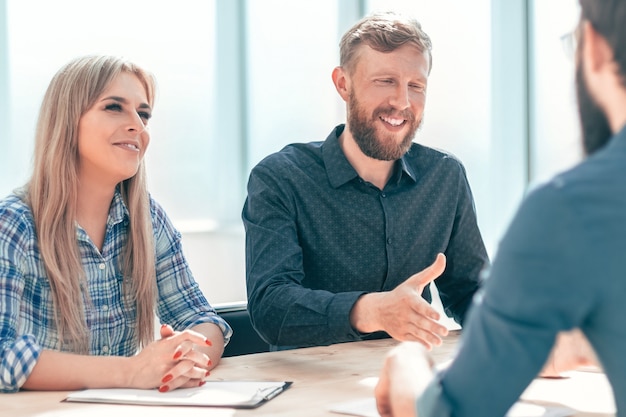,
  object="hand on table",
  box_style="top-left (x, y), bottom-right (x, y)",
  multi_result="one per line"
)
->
top-left (540, 328), bottom-right (600, 378)
top-left (128, 324), bottom-right (214, 392)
